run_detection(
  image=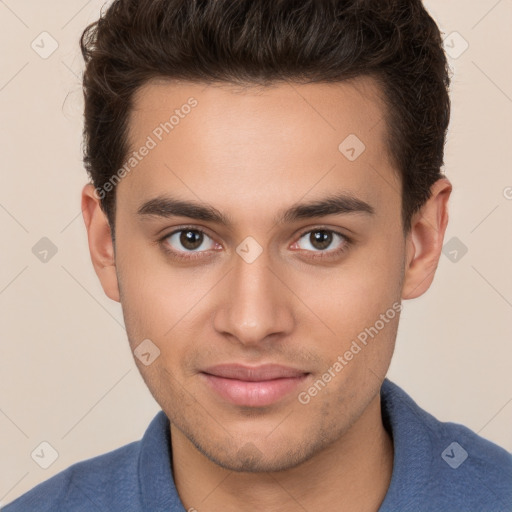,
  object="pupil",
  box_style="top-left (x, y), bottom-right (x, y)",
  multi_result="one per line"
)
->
top-left (311, 230), bottom-right (332, 250)
top-left (181, 230), bottom-right (202, 250)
